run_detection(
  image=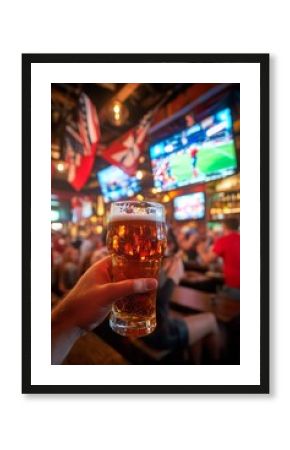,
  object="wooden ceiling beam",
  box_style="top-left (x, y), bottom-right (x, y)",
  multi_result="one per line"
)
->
top-left (111, 83), bottom-right (140, 103)
top-left (51, 90), bottom-right (76, 109)
top-left (96, 83), bottom-right (117, 92)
